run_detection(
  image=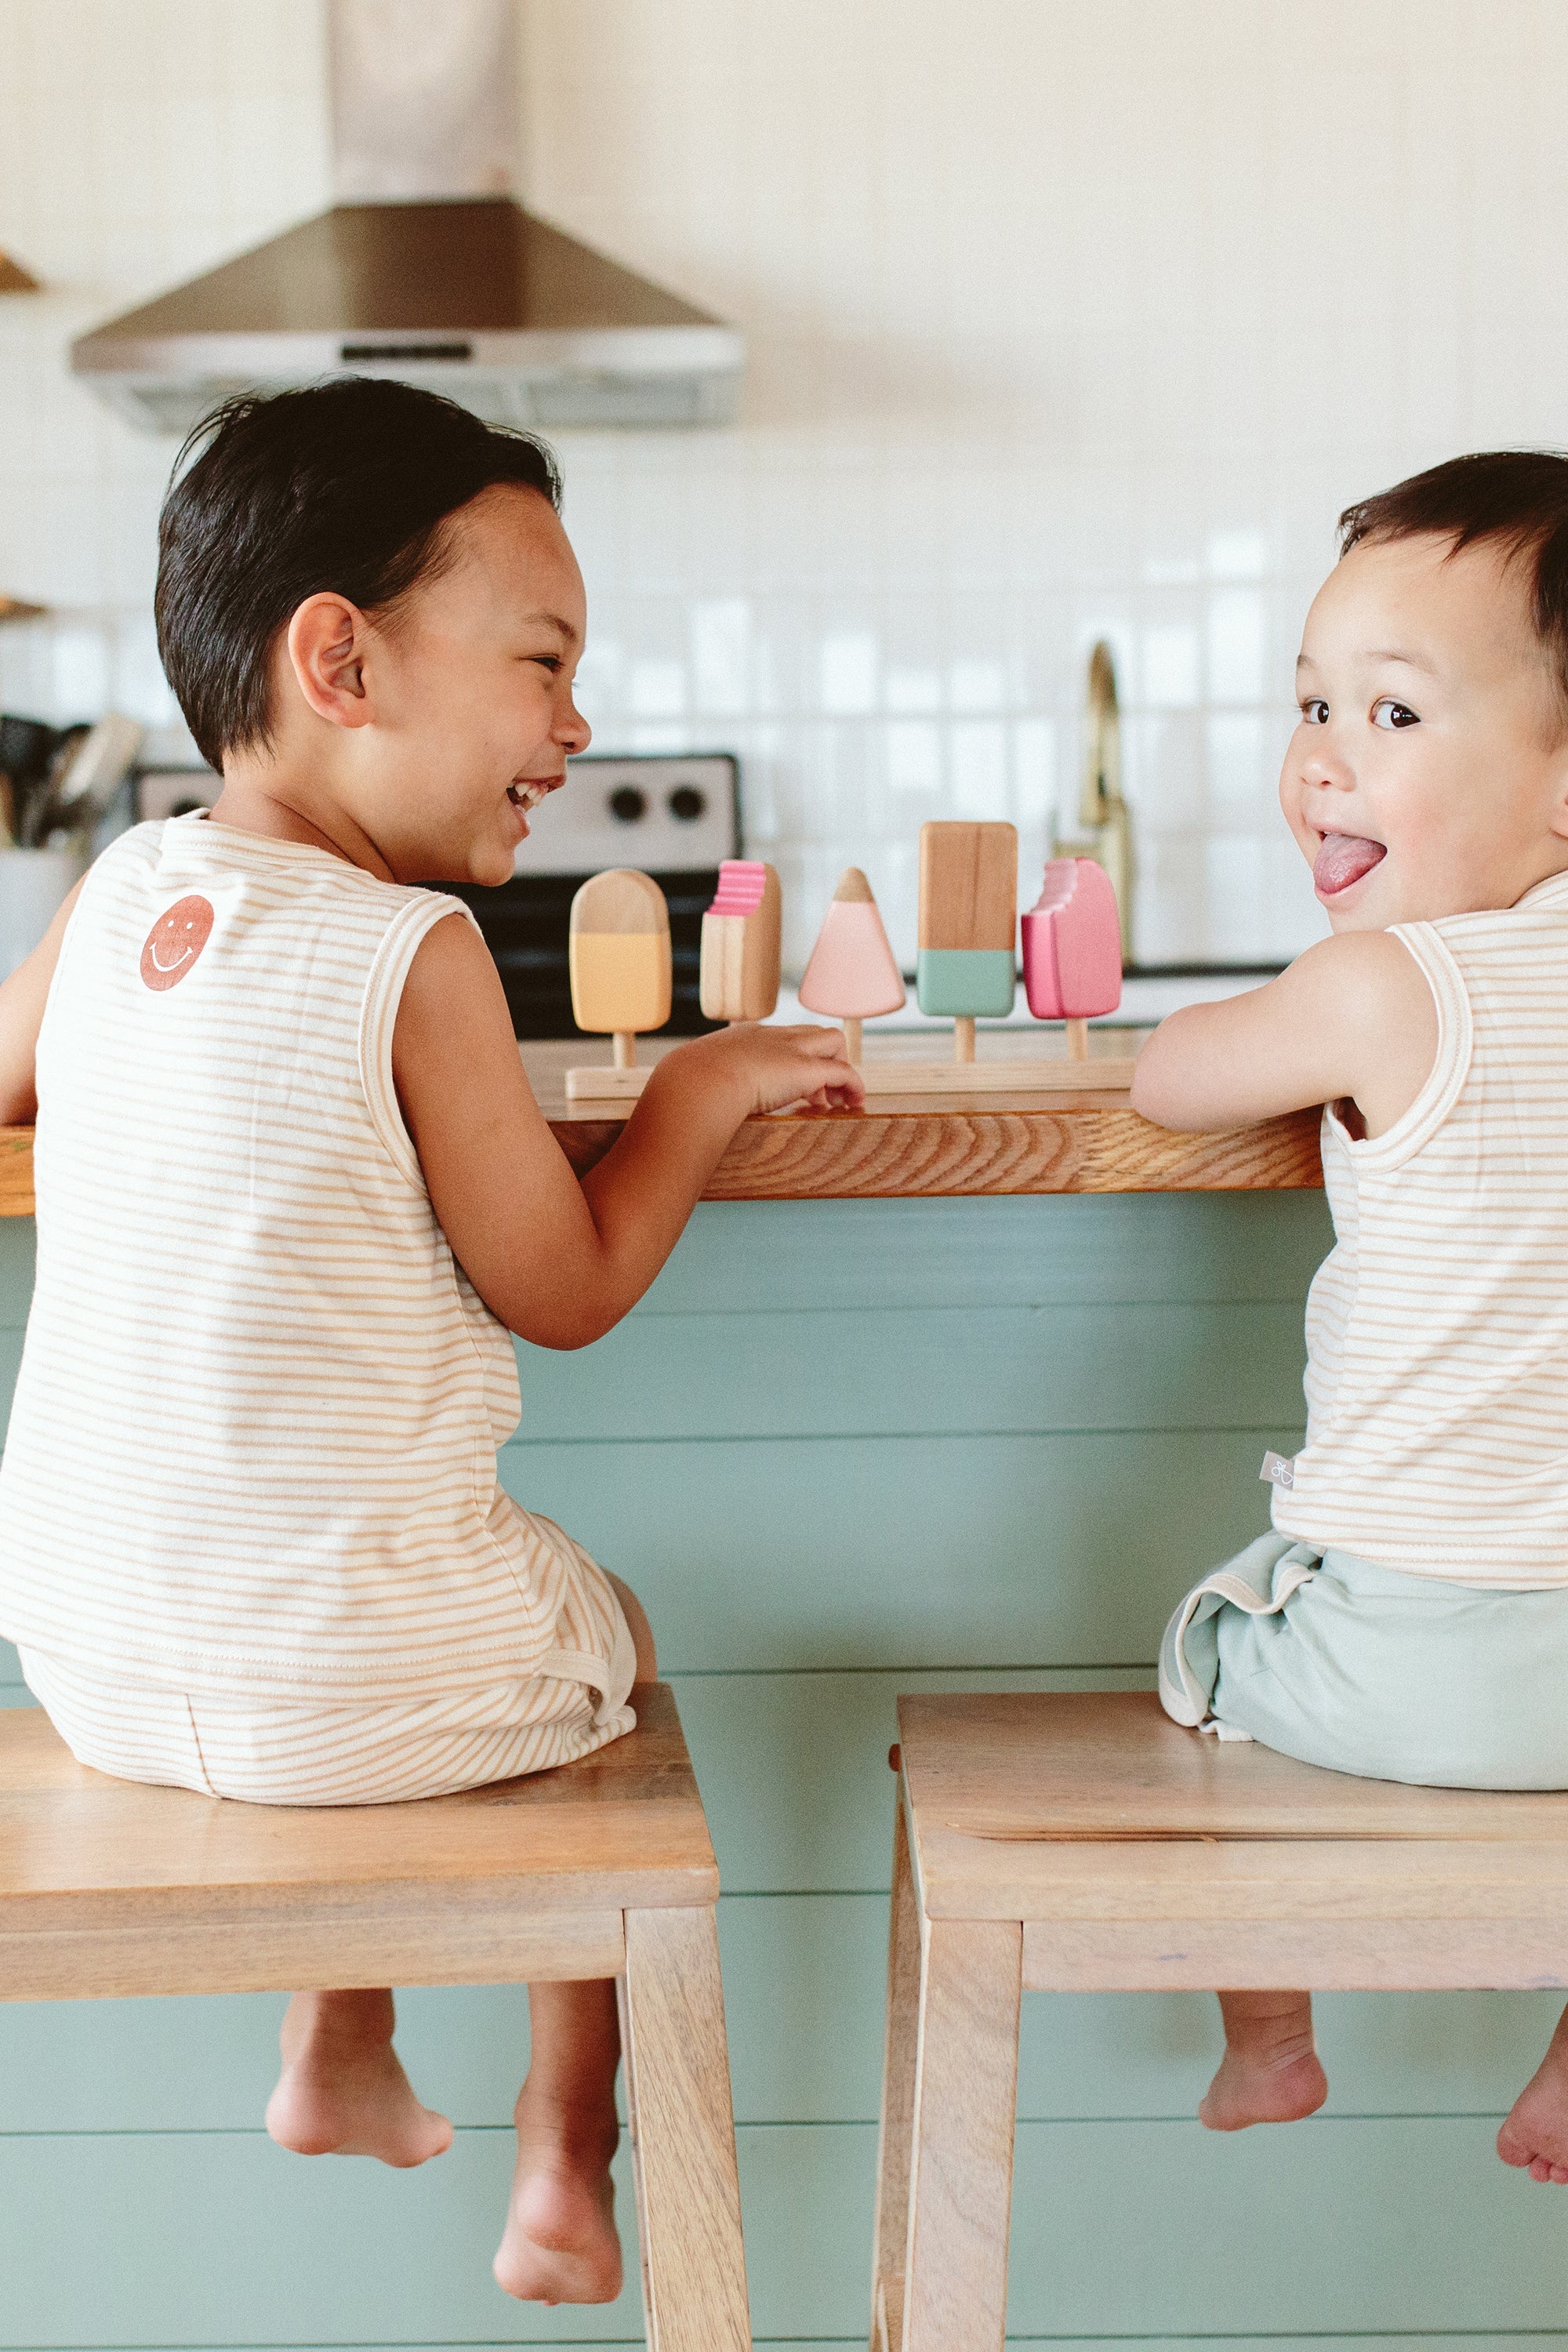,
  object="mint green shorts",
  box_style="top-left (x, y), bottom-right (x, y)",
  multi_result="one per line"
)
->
top-left (1159, 1532), bottom-right (1568, 1790)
